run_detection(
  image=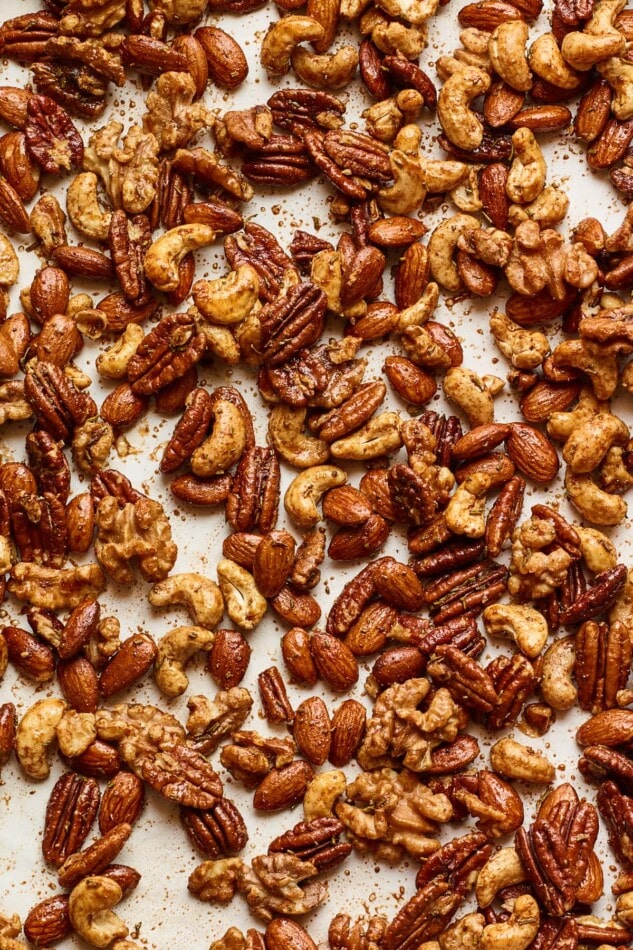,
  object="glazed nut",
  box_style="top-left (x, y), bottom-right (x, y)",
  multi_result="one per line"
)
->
top-left (505, 128), bottom-right (547, 205)
top-left (443, 366), bottom-right (494, 428)
top-left (489, 736), bottom-right (555, 783)
top-left (482, 604), bottom-right (548, 658)
top-left (428, 214), bottom-right (480, 293)
top-left (489, 312), bottom-right (549, 370)
top-left (261, 16), bottom-right (325, 76)
top-left (562, 412), bottom-right (629, 474)
top-left (576, 525), bottom-right (618, 573)
top-left (67, 173), bottom-right (112, 242)
top-left (268, 406), bottom-right (330, 469)
top-left (284, 465), bottom-right (347, 528)
top-left (329, 412), bottom-right (403, 459)
top-left (444, 471), bottom-right (493, 538)
top-left (144, 224), bottom-right (217, 293)
top-left (155, 626), bottom-right (216, 697)
top-left (190, 400), bottom-right (246, 478)
top-left (488, 21), bottom-right (532, 92)
top-left (192, 264), bottom-right (260, 325)
top-left (540, 635), bottom-right (577, 710)
top-left (303, 769), bottom-right (347, 821)
top-left (15, 697), bottom-right (67, 780)
top-left (565, 469), bottom-right (627, 525)
top-left (479, 895), bottom-right (539, 950)
top-left (475, 847), bottom-right (527, 907)
top-left (149, 573), bottom-right (224, 629)
top-left (68, 876), bottom-right (128, 948)
top-left (437, 66), bottom-right (491, 151)
top-left (292, 46), bottom-right (359, 90)
top-left (216, 559), bottom-right (267, 631)
top-left (96, 325), bottom-right (145, 380)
